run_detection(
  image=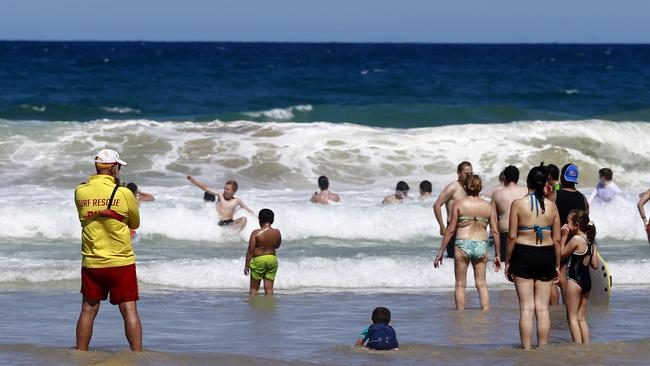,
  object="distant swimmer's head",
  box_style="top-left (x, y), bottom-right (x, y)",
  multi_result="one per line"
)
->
top-left (94, 148), bottom-right (127, 178)
top-left (599, 168), bottom-right (613, 183)
top-left (463, 175), bottom-right (482, 196)
top-left (527, 166), bottom-right (548, 213)
top-left (419, 180), bottom-right (432, 196)
top-left (224, 180), bottom-right (239, 199)
top-left (457, 161), bottom-right (473, 183)
top-left (395, 181), bottom-right (410, 199)
top-left (318, 176), bottom-right (329, 191)
top-left (561, 163), bottom-right (579, 188)
top-left (503, 165), bottom-right (519, 184)
top-left (126, 182), bottom-right (138, 195)
top-left (371, 306), bottom-right (391, 325)
top-left (258, 208), bottom-right (275, 226)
